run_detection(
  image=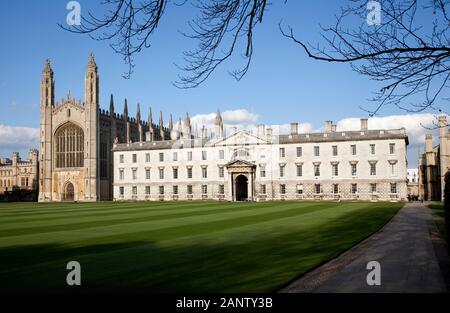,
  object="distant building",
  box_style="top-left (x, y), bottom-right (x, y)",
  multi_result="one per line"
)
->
top-left (418, 115), bottom-right (450, 201)
top-left (113, 118), bottom-right (409, 202)
top-left (0, 150), bottom-right (39, 195)
top-left (407, 168), bottom-right (419, 198)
